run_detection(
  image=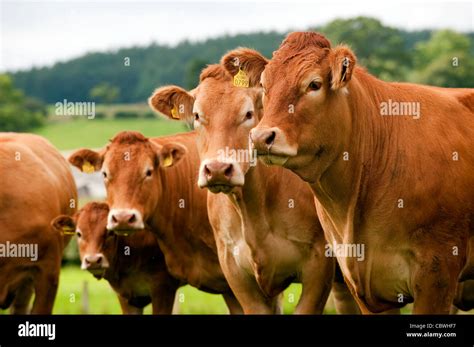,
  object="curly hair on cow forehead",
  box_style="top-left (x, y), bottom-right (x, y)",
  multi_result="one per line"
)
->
top-left (272, 32), bottom-right (332, 63)
top-left (199, 64), bottom-right (232, 83)
top-left (109, 131), bottom-right (149, 145)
